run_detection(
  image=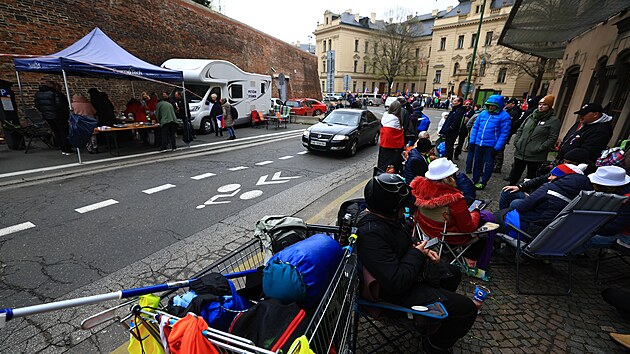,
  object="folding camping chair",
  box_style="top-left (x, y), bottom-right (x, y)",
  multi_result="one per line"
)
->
top-left (21, 108), bottom-right (54, 154)
top-left (499, 191), bottom-right (627, 295)
top-left (594, 238), bottom-right (630, 284)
